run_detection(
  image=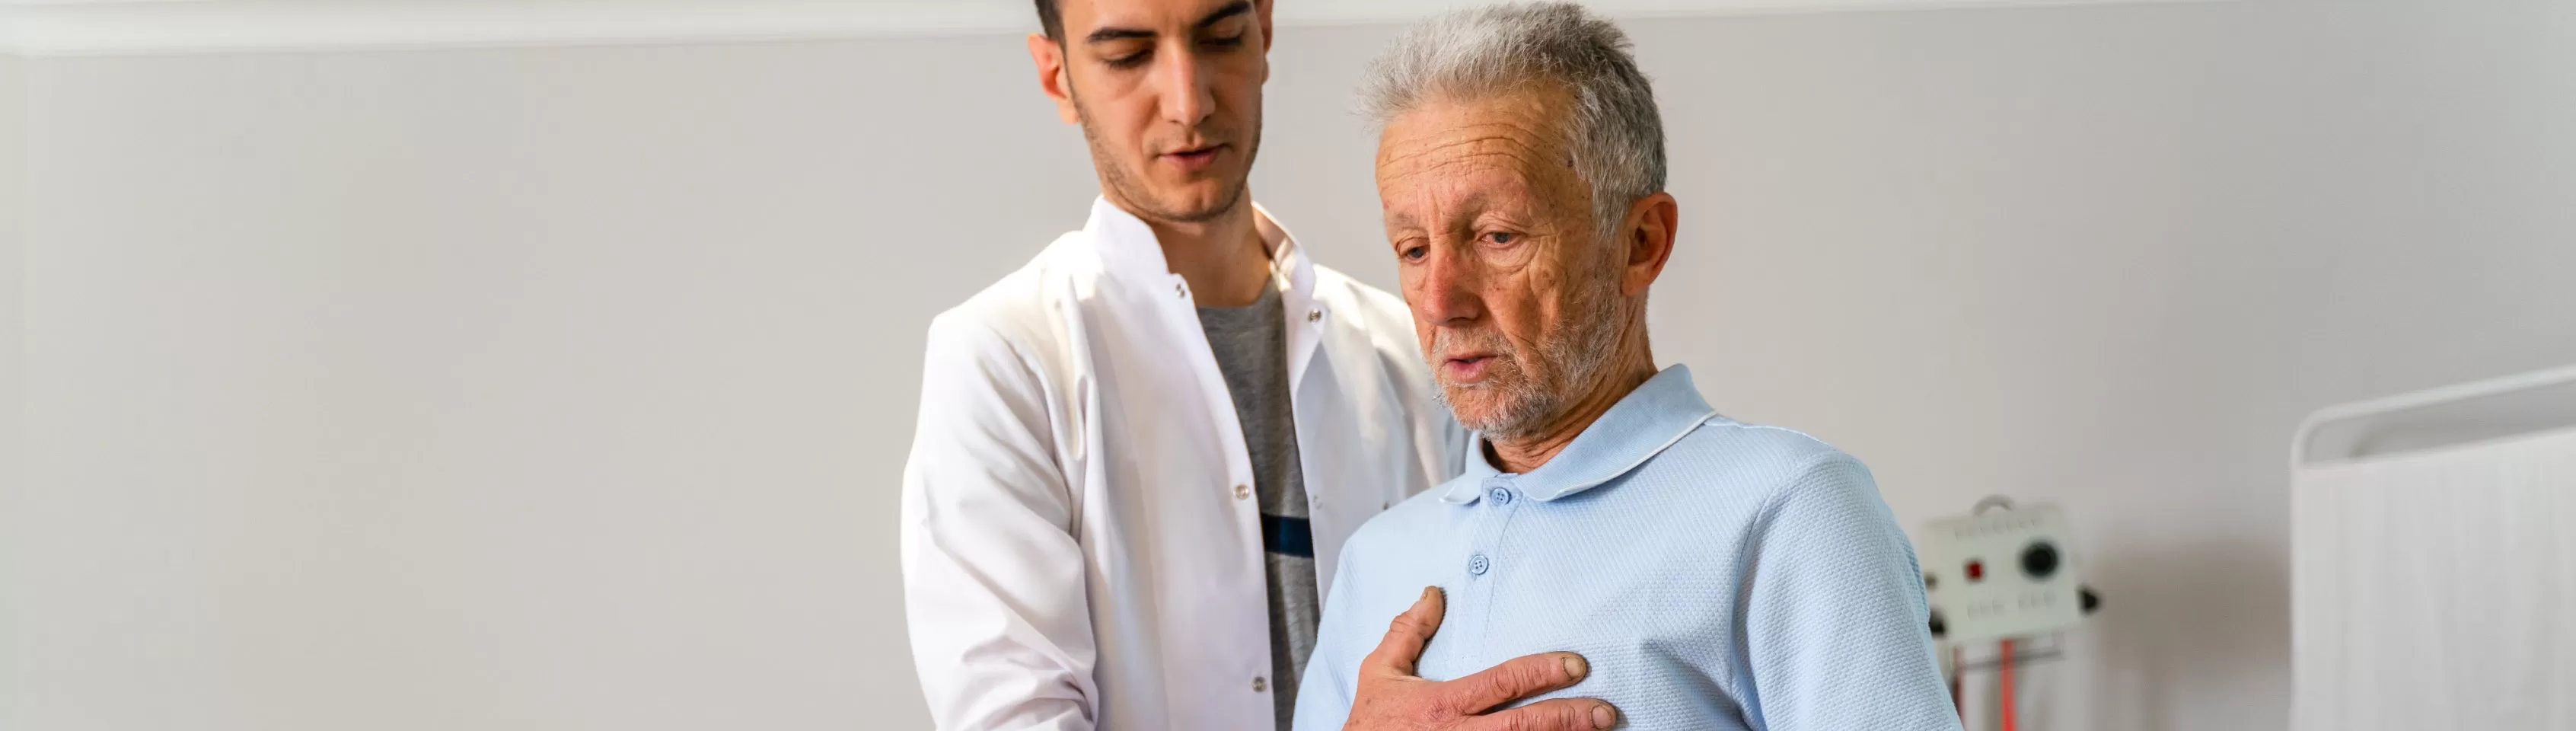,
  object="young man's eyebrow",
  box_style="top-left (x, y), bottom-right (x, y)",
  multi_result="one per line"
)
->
top-left (1085, 27), bottom-right (1154, 43)
top-left (1086, 1), bottom-right (1252, 43)
top-left (1194, 1), bottom-right (1253, 31)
